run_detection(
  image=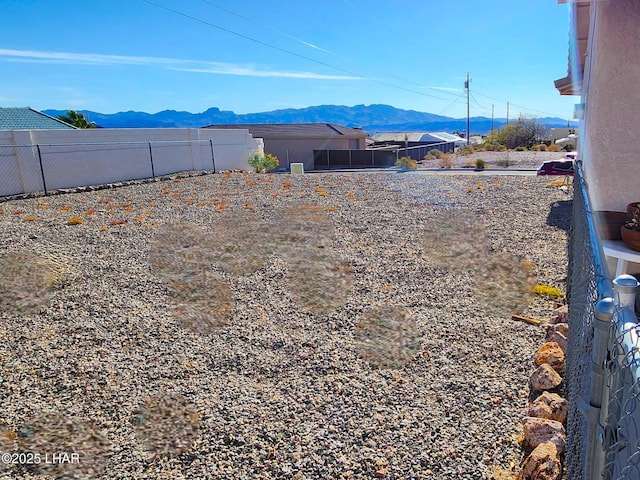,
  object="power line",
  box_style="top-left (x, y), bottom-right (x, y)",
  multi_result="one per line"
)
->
top-left (198, 0), bottom-right (342, 58)
top-left (475, 91), bottom-right (571, 120)
top-left (142, 0), bottom-right (571, 121)
top-left (201, 0), bottom-right (461, 96)
top-left (437, 92), bottom-right (465, 116)
top-left (141, 0), bottom-right (454, 103)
